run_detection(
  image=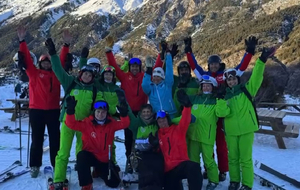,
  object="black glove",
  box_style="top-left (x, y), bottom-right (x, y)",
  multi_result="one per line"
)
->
top-left (245, 36), bottom-right (258, 55)
top-left (64, 53), bottom-right (73, 72)
top-left (117, 103), bottom-right (128, 117)
top-left (66, 96), bottom-right (77, 115)
top-left (160, 40), bottom-right (168, 61)
top-left (216, 84), bottom-right (226, 99)
top-left (17, 51), bottom-right (26, 70)
top-left (170, 43), bottom-right (179, 59)
top-left (81, 47), bottom-right (89, 58)
top-left (115, 89), bottom-right (126, 105)
top-left (45, 38), bottom-right (56, 56)
top-left (259, 47), bottom-right (276, 63)
top-left (148, 132), bottom-right (159, 149)
top-left (177, 89), bottom-right (192, 107)
top-left (184, 37), bottom-right (192, 53)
